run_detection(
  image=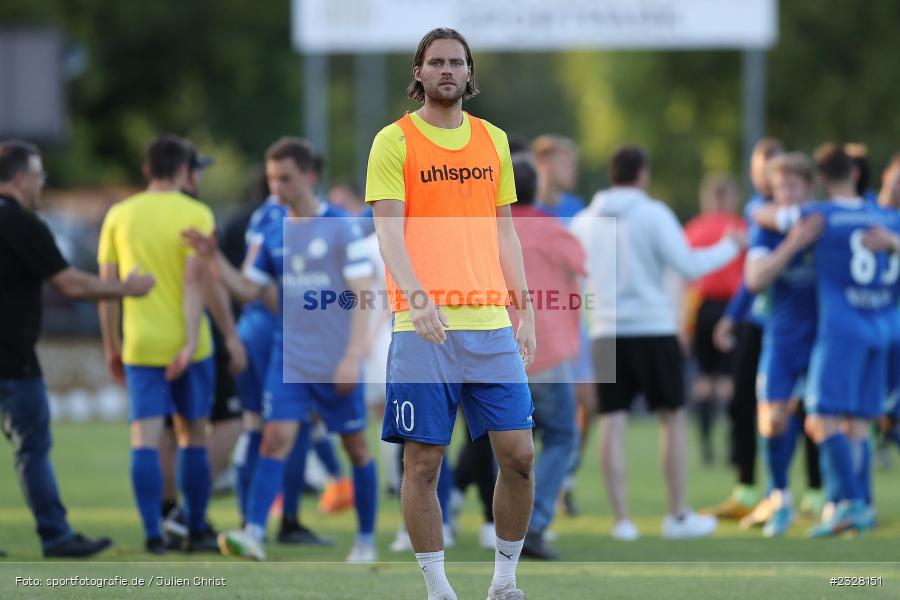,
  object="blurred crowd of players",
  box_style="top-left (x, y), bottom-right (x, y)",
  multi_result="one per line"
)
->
top-left (3, 128), bottom-right (900, 562)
